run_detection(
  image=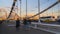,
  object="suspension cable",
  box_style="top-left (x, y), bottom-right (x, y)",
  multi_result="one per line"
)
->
top-left (7, 0), bottom-right (17, 19)
top-left (28, 1), bottom-right (60, 19)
